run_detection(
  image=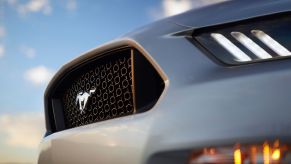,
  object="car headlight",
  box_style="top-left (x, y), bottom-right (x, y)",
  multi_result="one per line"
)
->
top-left (192, 12), bottom-right (291, 65)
